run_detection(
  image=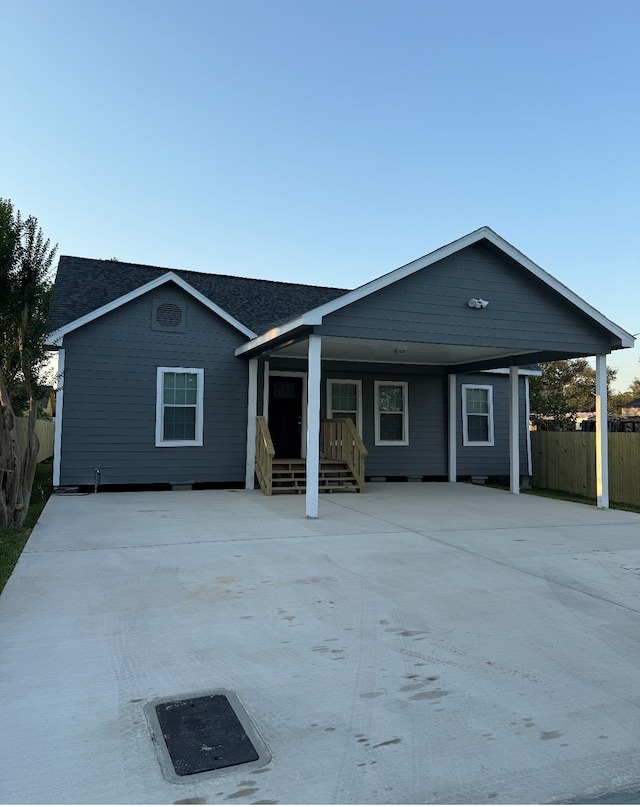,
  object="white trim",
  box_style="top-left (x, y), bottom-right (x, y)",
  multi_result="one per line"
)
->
top-left (448, 374), bottom-right (457, 482)
top-left (155, 367), bottom-right (204, 447)
top-left (52, 349), bottom-right (65, 487)
top-left (306, 335), bottom-right (322, 519)
top-left (482, 367), bottom-right (543, 377)
top-left (235, 227), bottom-right (634, 355)
top-left (262, 360), bottom-right (270, 420)
top-left (326, 379), bottom-right (363, 436)
top-left (595, 354), bottom-right (609, 508)
top-left (374, 380), bottom-right (409, 446)
top-left (245, 360), bottom-right (258, 489)
top-left (47, 271), bottom-right (256, 345)
top-left (235, 315), bottom-right (320, 356)
top-left (268, 370), bottom-right (308, 458)
top-left (461, 384), bottom-right (494, 446)
top-left (509, 367), bottom-right (520, 494)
